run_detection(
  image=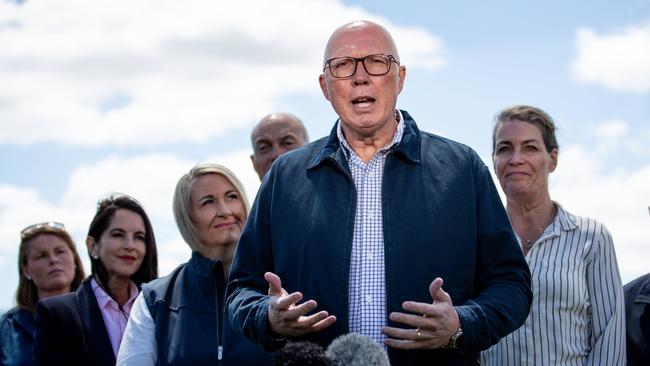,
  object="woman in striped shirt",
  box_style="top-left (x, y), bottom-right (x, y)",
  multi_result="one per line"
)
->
top-left (481, 105), bottom-right (626, 365)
